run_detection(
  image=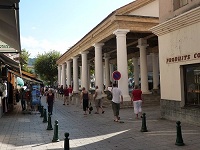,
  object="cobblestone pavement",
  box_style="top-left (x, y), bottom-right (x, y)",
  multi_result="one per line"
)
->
top-left (0, 95), bottom-right (200, 150)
